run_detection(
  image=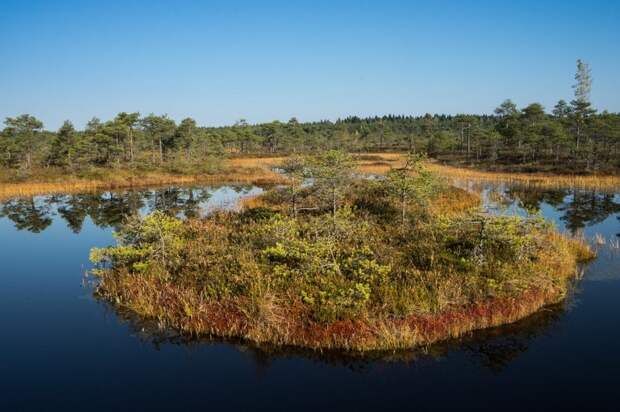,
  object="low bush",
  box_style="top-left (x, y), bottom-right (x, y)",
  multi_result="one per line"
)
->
top-left (91, 169), bottom-right (594, 350)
